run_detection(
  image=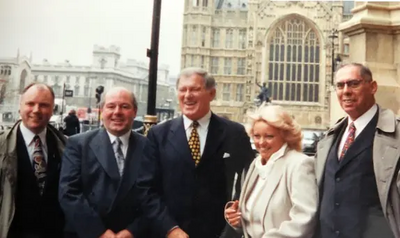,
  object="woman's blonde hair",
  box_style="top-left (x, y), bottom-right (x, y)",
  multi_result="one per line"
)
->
top-left (246, 103), bottom-right (302, 151)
